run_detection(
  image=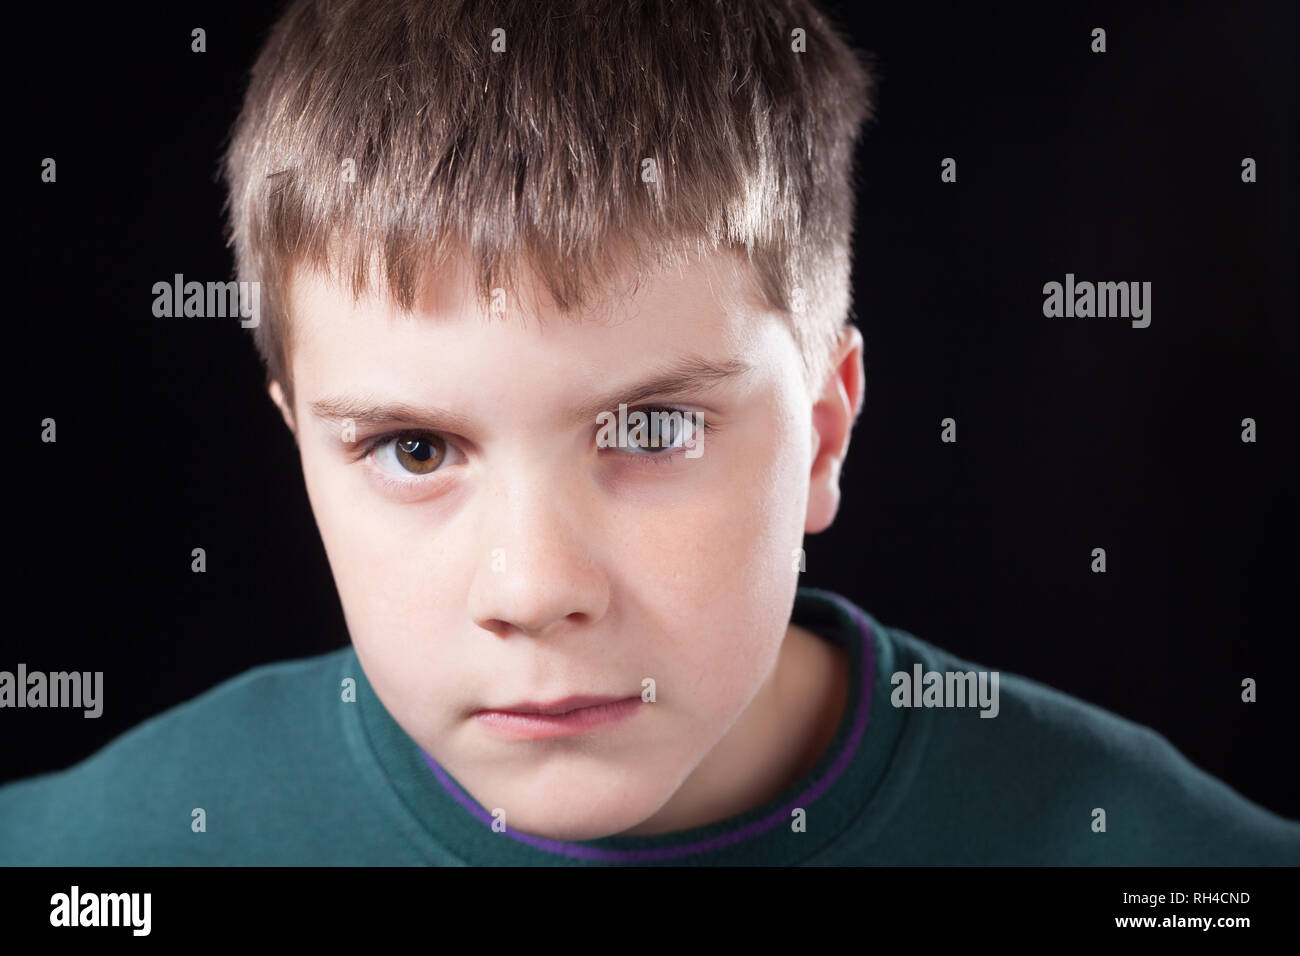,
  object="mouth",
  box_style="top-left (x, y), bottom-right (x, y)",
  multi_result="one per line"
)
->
top-left (471, 695), bottom-right (643, 740)
top-left (480, 695), bottom-right (632, 716)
